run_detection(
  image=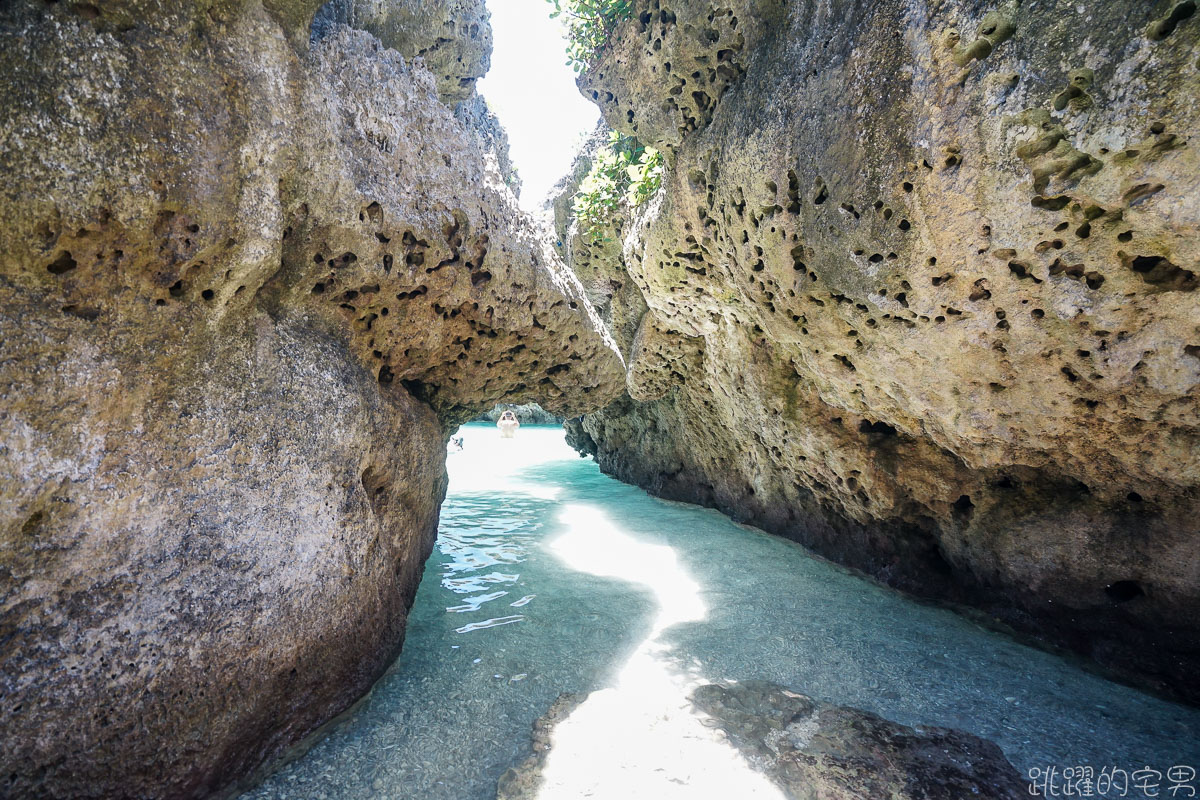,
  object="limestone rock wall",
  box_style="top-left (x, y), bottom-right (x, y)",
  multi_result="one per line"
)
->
top-left (564, 0), bottom-right (1200, 702)
top-left (454, 93), bottom-right (522, 195)
top-left (0, 2), bottom-right (621, 797)
top-left (313, 0), bottom-right (492, 103)
top-left (311, 0), bottom-right (522, 193)
top-left (550, 125), bottom-right (651, 359)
